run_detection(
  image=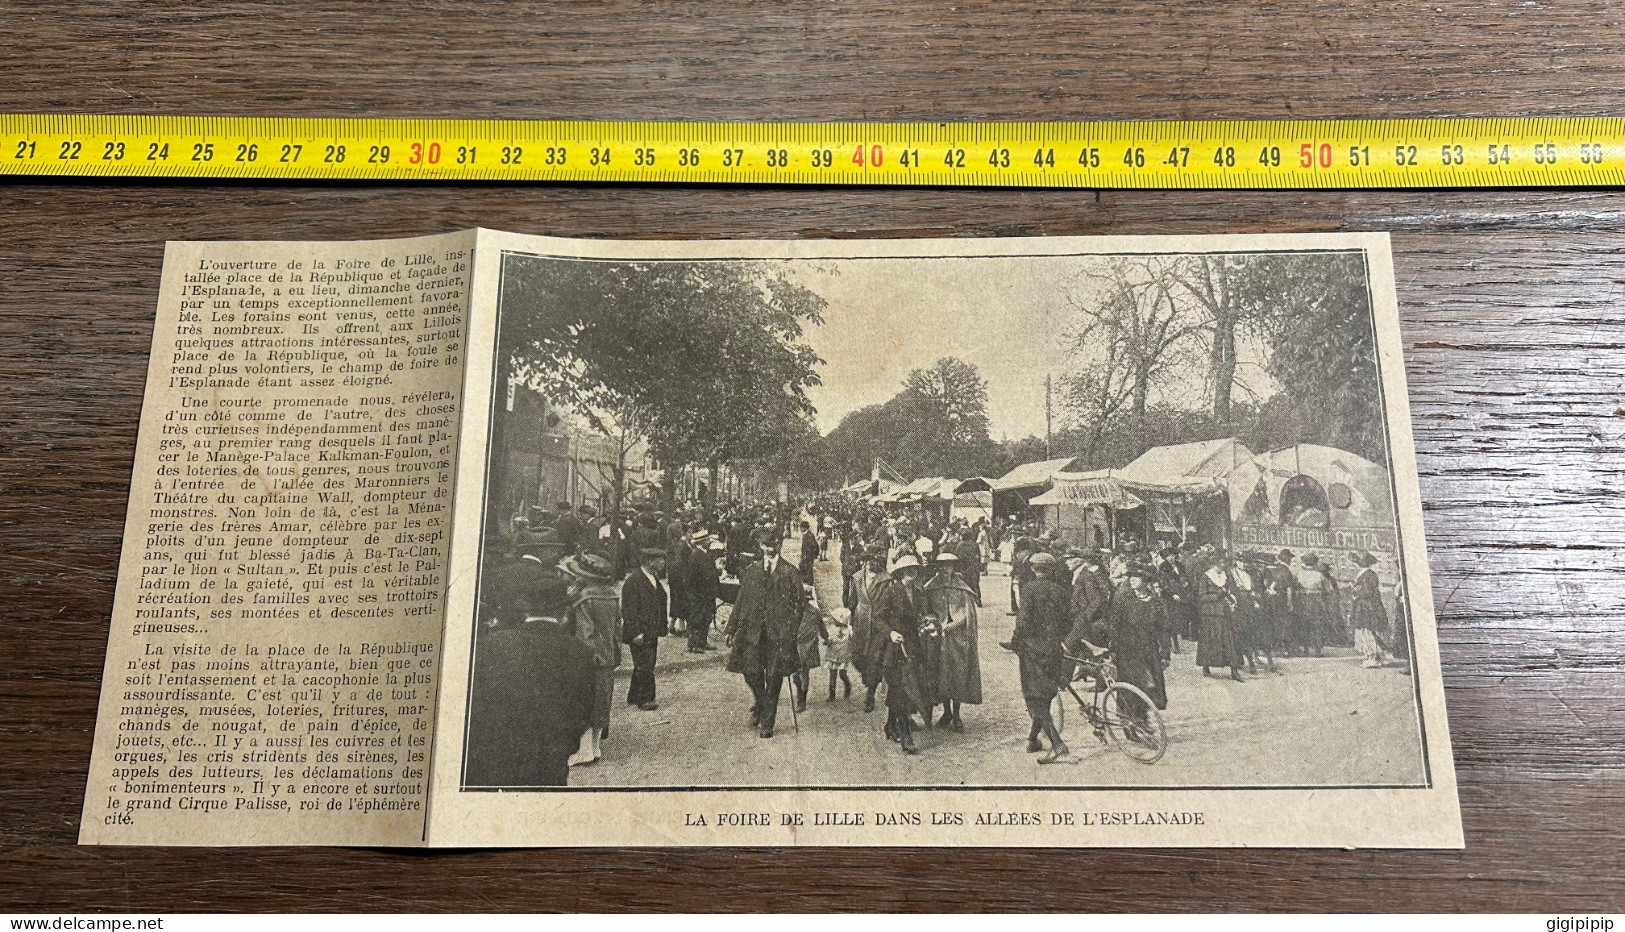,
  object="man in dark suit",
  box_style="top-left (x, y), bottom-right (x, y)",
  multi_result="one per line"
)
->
top-left (798, 520), bottom-right (819, 582)
top-left (949, 524), bottom-right (984, 602)
top-left (575, 504), bottom-right (601, 554)
top-left (666, 524), bottom-right (693, 639)
top-left (483, 529), bottom-right (567, 628)
top-left (553, 501), bottom-right (583, 556)
top-left (726, 534), bottom-right (804, 737)
top-left (1010, 552), bottom-right (1077, 764)
top-left (620, 547), bottom-right (669, 710)
top-left (464, 585), bottom-right (596, 787)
